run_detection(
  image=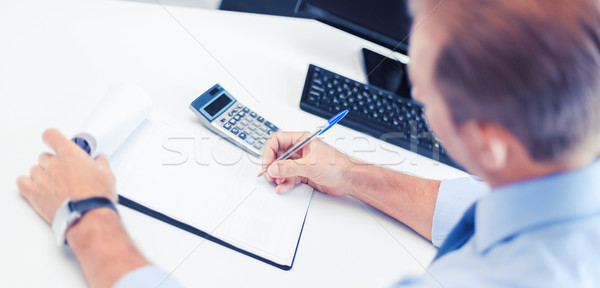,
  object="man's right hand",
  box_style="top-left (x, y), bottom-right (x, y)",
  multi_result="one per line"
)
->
top-left (262, 131), bottom-right (360, 195)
